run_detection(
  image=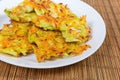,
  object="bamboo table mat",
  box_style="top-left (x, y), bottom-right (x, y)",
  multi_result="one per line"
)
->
top-left (0, 0), bottom-right (120, 80)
